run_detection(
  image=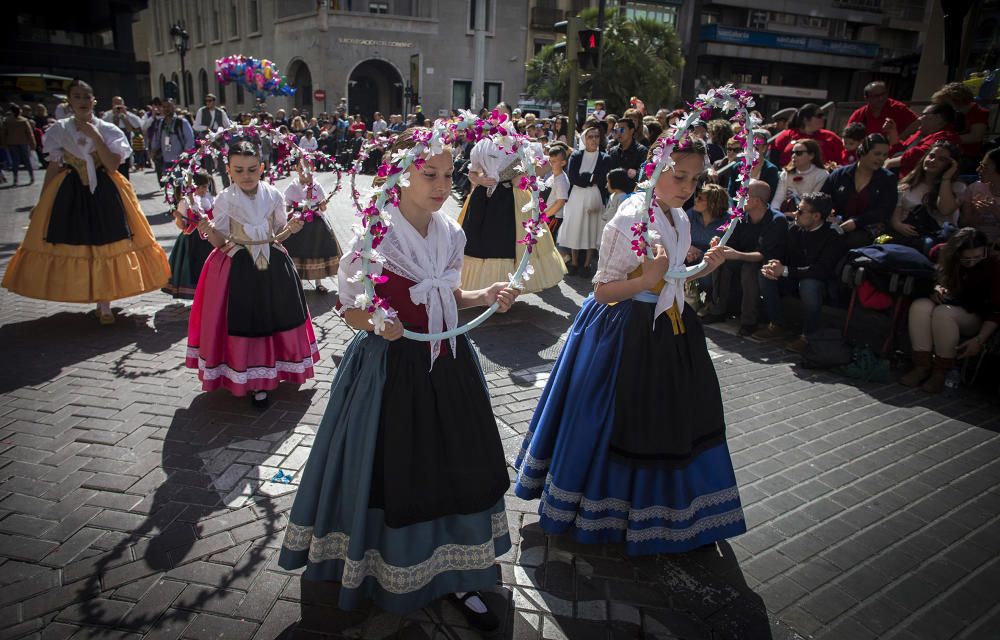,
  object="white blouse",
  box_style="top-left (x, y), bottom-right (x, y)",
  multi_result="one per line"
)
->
top-left (212, 182), bottom-right (287, 267)
top-left (283, 180), bottom-right (327, 206)
top-left (470, 137), bottom-right (514, 181)
top-left (595, 195), bottom-right (691, 319)
top-left (771, 164), bottom-right (830, 210)
top-left (42, 117), bottom-right (132, 192)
